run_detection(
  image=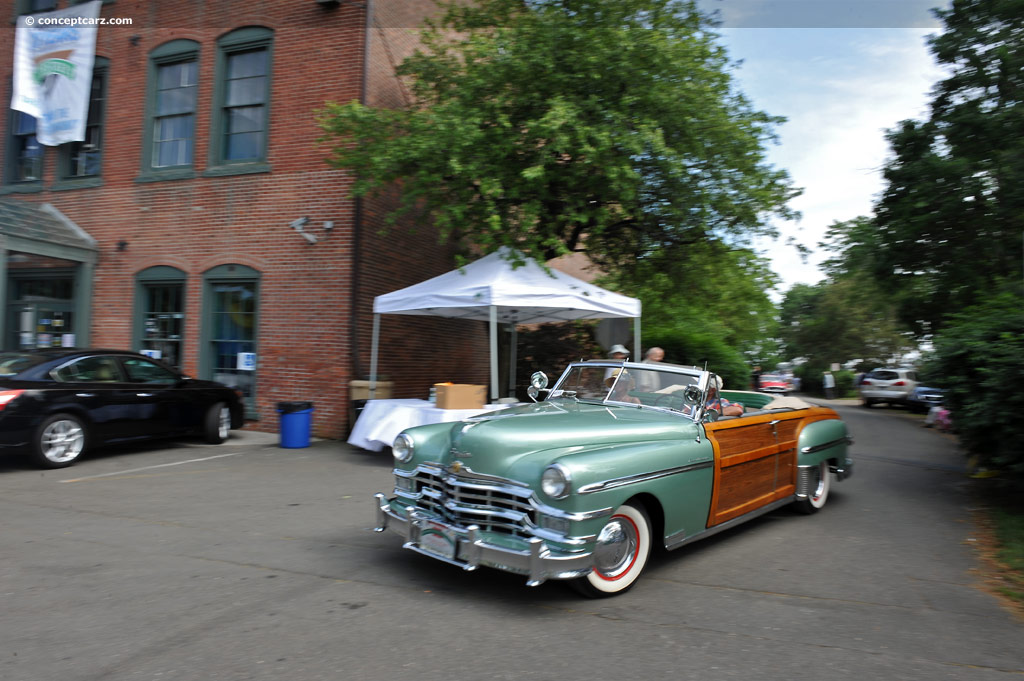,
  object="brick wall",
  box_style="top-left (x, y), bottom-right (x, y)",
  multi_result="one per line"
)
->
top-left (0, 0), bottom-right (489, 438)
